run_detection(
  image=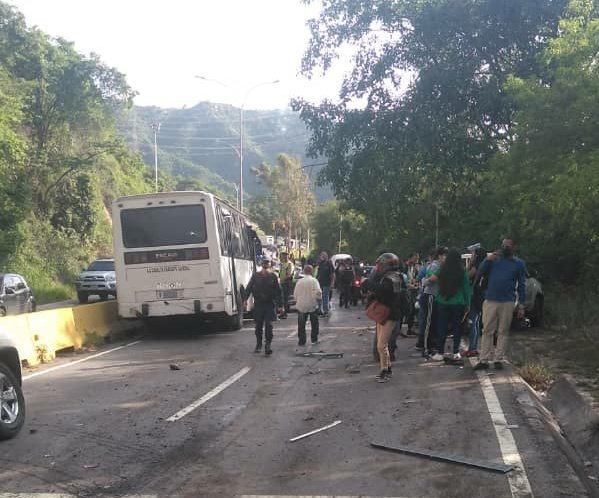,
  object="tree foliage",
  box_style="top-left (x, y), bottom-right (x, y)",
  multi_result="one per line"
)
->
top-left (0, 2), bottom-right (152, 300)
top-left (248, 154), bottom-right (315, 246)
top-left (294, 0), bottom-right (599, 285)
